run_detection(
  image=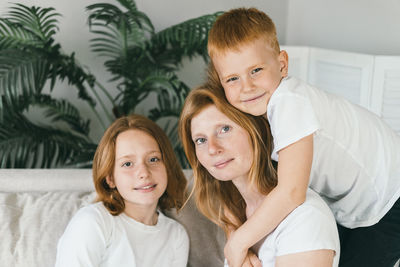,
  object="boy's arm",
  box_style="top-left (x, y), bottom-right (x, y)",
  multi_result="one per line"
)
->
top-left (224, 134), bottom-right (313, 267)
